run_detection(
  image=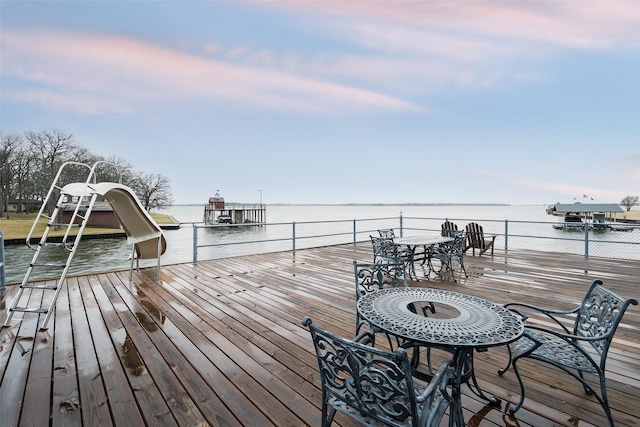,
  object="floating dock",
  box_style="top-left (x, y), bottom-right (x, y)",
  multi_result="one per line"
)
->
top-left (203, 192), bottom-right (266, 225)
